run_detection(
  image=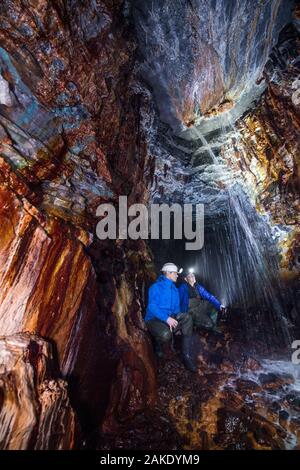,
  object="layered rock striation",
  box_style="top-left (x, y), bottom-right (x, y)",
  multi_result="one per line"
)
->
top-left (0, 0), bottom-right (157, 445)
